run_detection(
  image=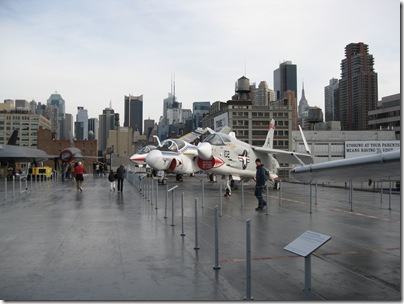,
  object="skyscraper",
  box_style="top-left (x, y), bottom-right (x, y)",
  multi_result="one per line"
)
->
top-left (339, 42), bottom-right (378, 130)
top-left (273, 61), bottom-right (297, 101)
top-left (88, 118), bottom-right (99, 141)
top-left (192, 101), bottom-right (210, 129)
top-left (251, 81), bottom-right (275, 106)
top-left (298, 83), bottom-right (309, 117)
top-left (324, 78), bottom-right (339, 122)
top-left (75, 106), bottom-right (88, 140)
top-left (47, 92), bottom-right (66, 140)
top-left (99, 107), bottom-right (116, 153)
top-left (124, 95), bottom-right (143, 135)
